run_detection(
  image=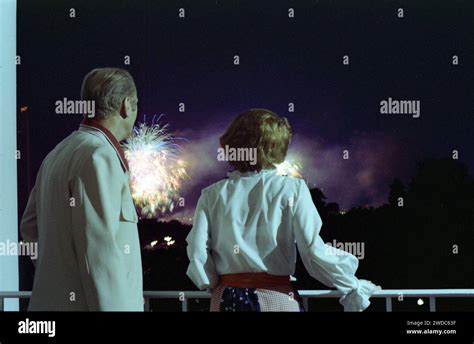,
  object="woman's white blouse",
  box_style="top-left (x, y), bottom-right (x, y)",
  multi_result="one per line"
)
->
top-left (186, 169), bottom-right (381, 311)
